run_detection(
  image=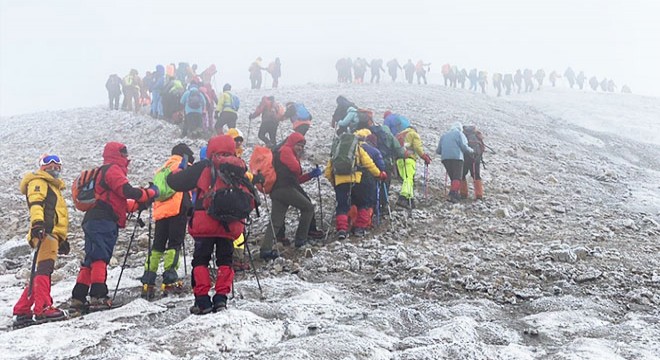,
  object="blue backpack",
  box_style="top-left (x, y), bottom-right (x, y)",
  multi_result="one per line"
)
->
top-left (294, 103), bottom-right (311, 121)
top-left (229, 93), bottom-right (240, 111)
top-left (187, 91), bottom-right (203, 110)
